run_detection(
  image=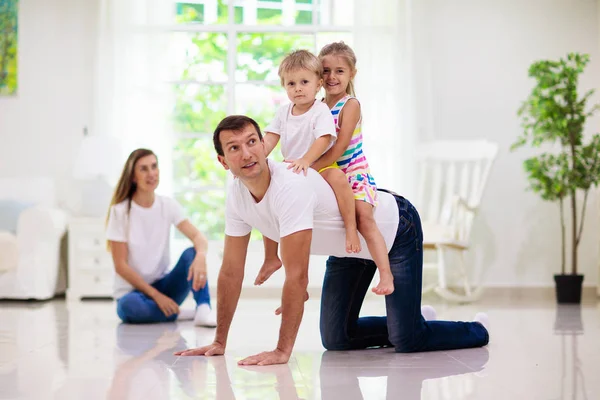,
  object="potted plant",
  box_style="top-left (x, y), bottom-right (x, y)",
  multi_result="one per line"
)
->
top-left (512, 53), bottom-right (600, 304)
